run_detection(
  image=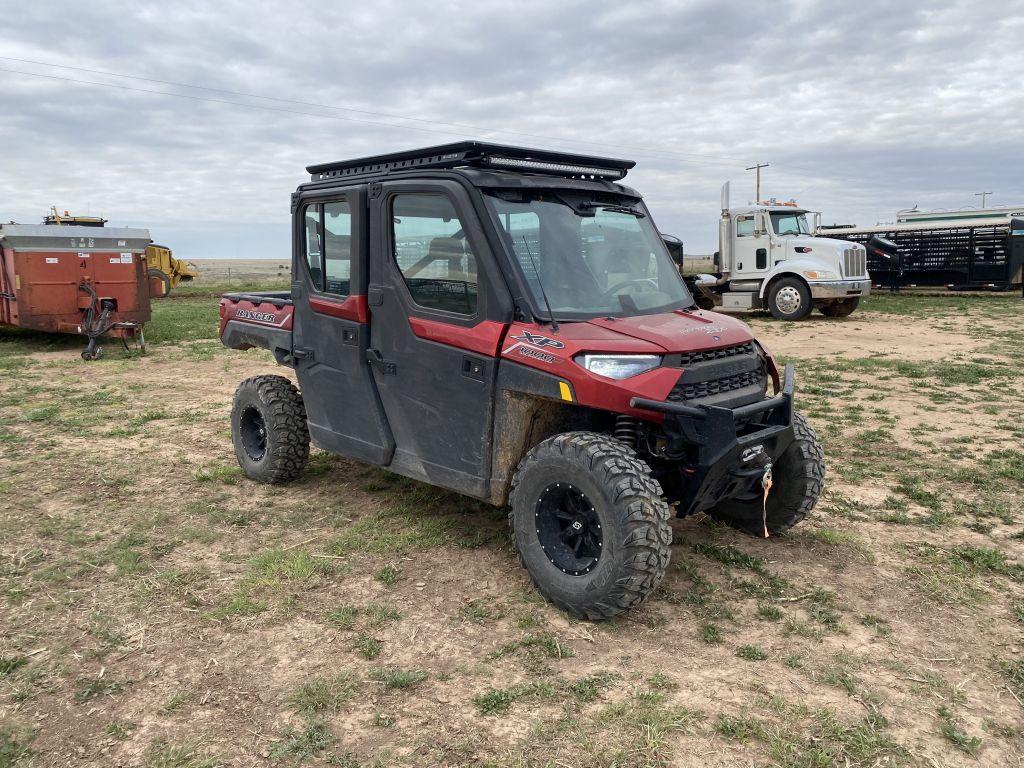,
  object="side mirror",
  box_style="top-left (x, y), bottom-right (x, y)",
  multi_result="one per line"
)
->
top-left (662, 235), bottom-right (685, 266)
top-left (753, 212), bottom-right (767, 237)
